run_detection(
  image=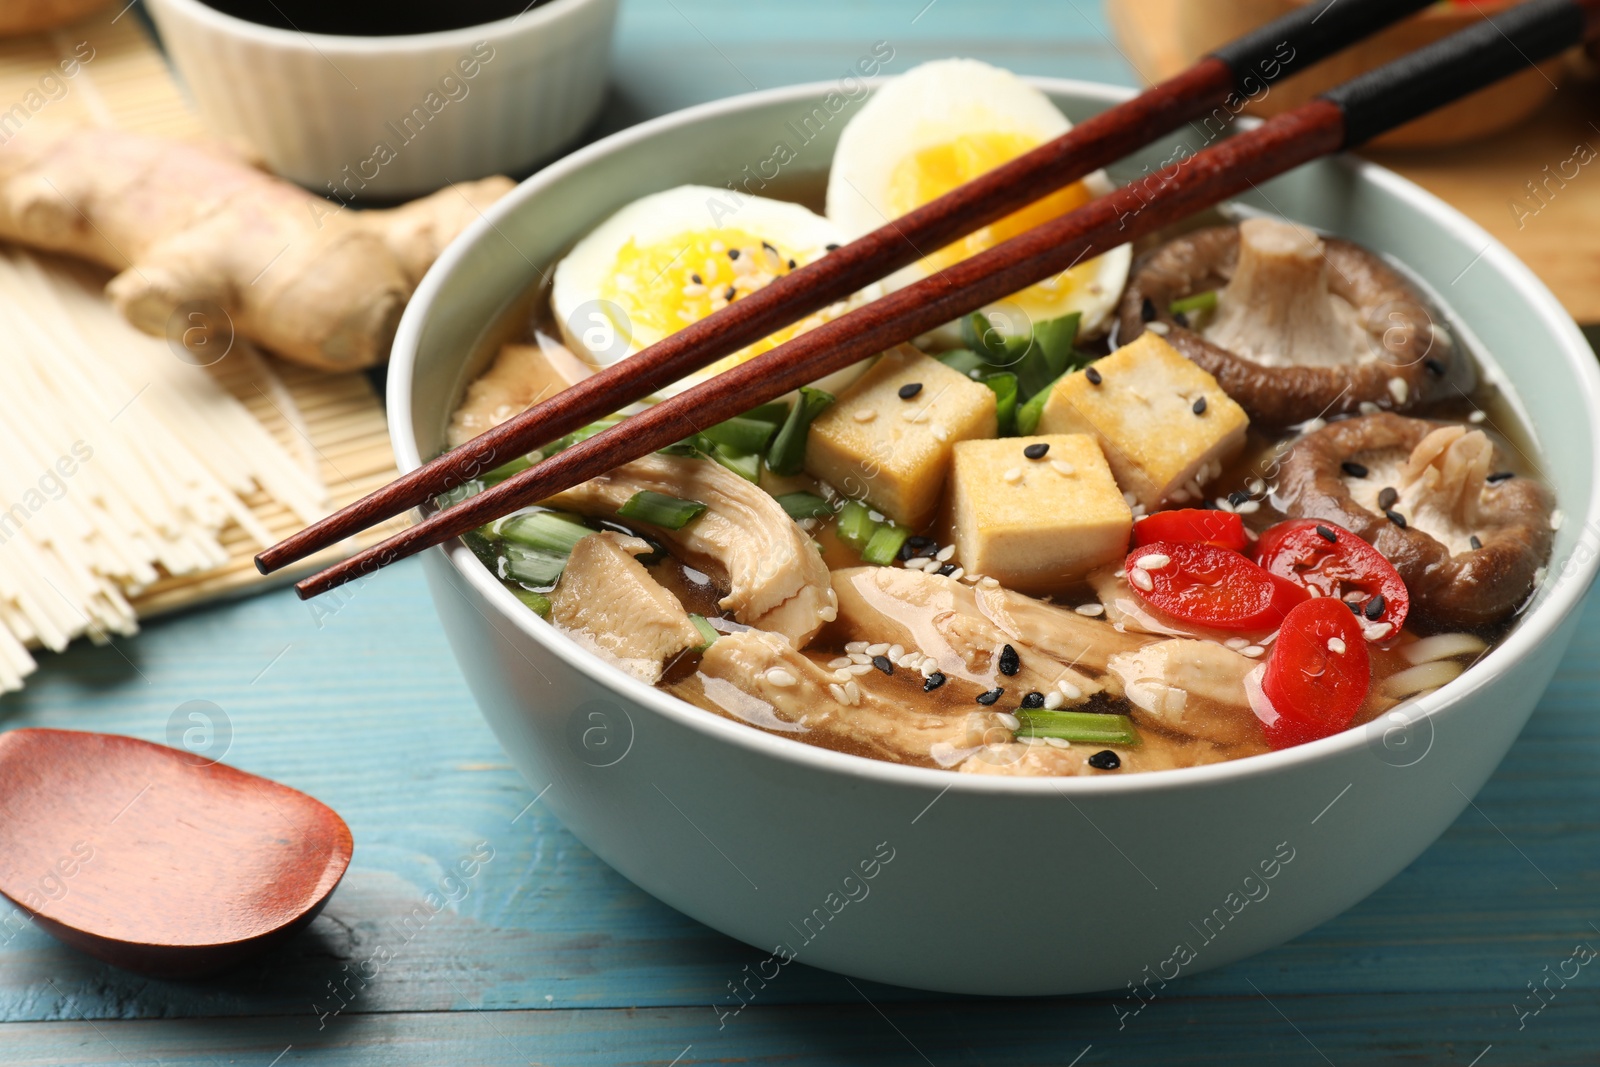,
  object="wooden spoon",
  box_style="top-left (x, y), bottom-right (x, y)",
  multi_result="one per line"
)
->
top-left (0, 728), bottom-right (352, 978)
